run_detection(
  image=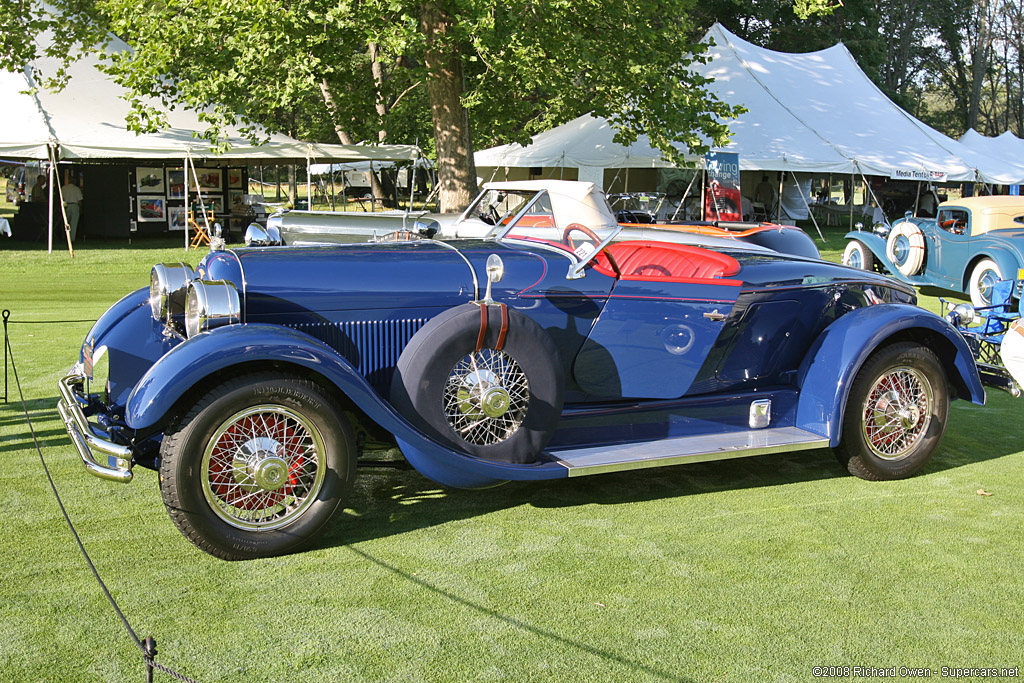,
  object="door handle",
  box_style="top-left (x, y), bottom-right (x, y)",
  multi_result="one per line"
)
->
top-left (703, 309), bottom-right (727, 322)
